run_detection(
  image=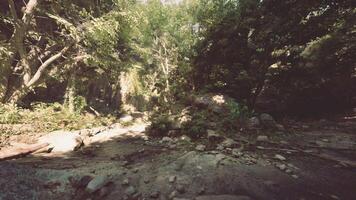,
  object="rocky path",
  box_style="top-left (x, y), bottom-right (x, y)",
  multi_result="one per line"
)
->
top-left (1, 119), bottom-right (356, 200)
